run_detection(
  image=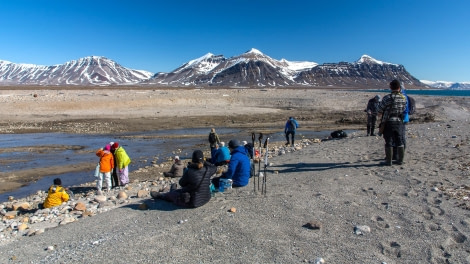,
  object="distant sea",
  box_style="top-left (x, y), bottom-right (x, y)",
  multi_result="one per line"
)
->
top-left (363, 89), bottom-right (470, 97)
